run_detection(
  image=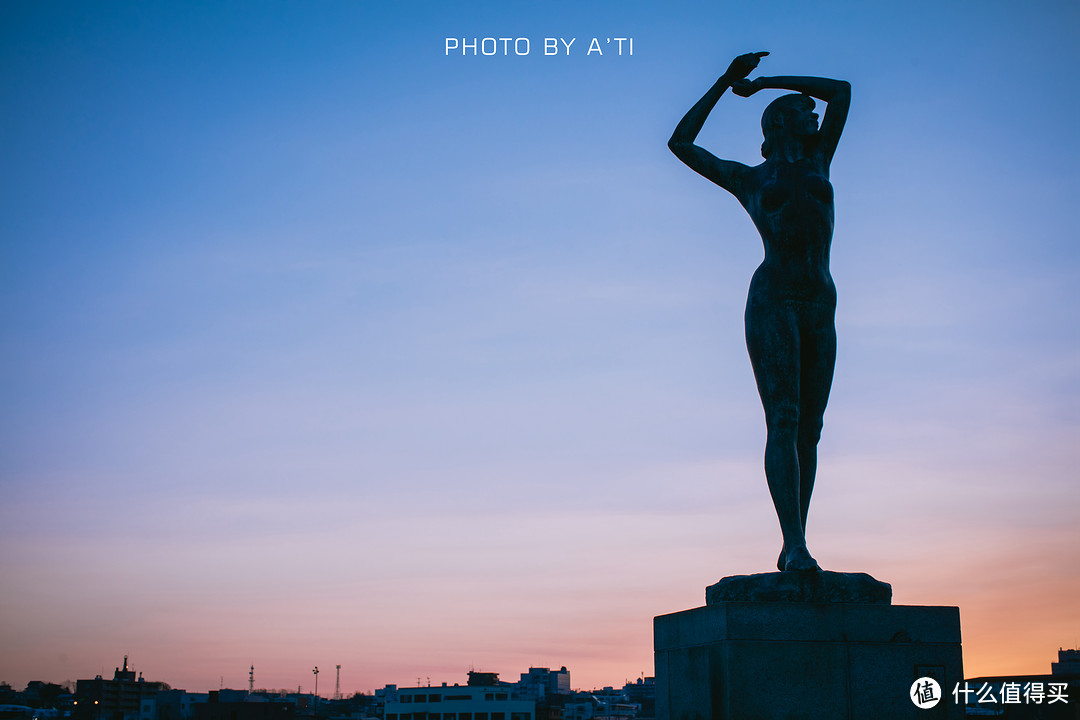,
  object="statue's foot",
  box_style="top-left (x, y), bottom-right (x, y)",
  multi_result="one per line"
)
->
top-left (780, 545), bottom-right (820, 572)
